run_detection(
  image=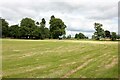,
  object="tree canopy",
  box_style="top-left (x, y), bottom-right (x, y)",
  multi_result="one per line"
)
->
top-left (92, 23), bottom-right (118, 41)
top-left (1, 17), bottom-right (118, 41)
top-left (39, 18), bottom-right (49, 39)
top-left (49, 15), bottom-right (67, 39)
top-left (93, 23), bottom-right (105, 40)
top-left (1, 18), bottom-right (9, 37)
top-left (75, 33), bottom-right (87, 39)
top-left (1, 16), bottom-right (67, 39)
top-left (111, 32), bottom-right (117, 41)
top-left (105, 30), bottom-right (111, 38)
